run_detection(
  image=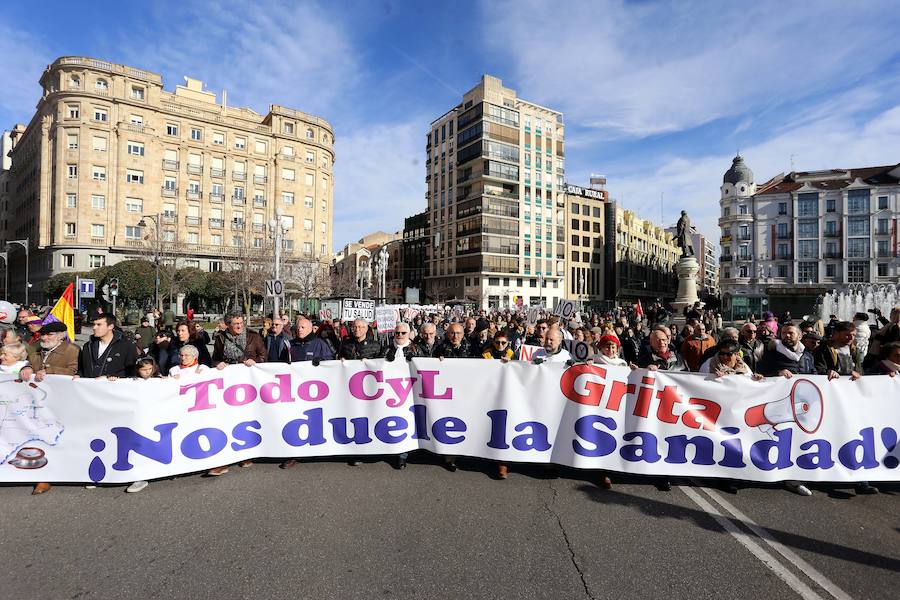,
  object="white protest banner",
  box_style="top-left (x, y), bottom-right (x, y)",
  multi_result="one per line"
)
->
top-left (341, 299), bottom-right (375, 322)
top-left (1, 366), bottom-right (898, 484)
top-left (526, 307), bottom-right (542, 326)
top-left (517, 345), bottom-right (547, 361)
top-left (319, 300), bottom-right (342, 321)
top-left (375, 306), bottom-right (399, 333)
top-left (562, 340), bottom-right (592, 362)
top-left (554, 299), bottom-right (577, 322)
